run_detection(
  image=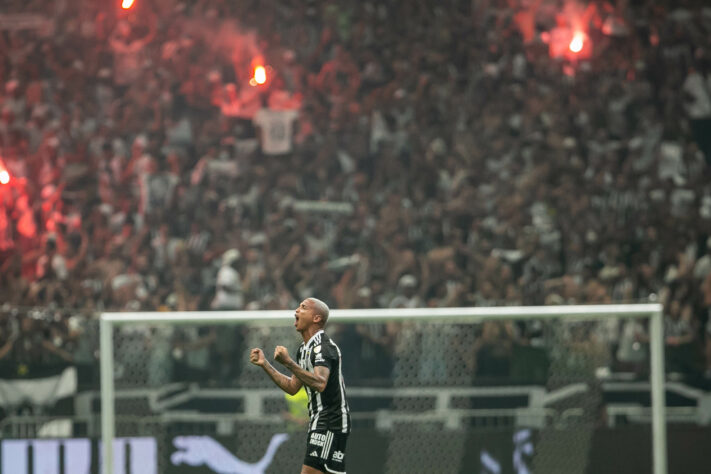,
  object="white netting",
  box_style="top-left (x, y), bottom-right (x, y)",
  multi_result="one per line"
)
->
top-left (103, 306), bottom-right (662, 474)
